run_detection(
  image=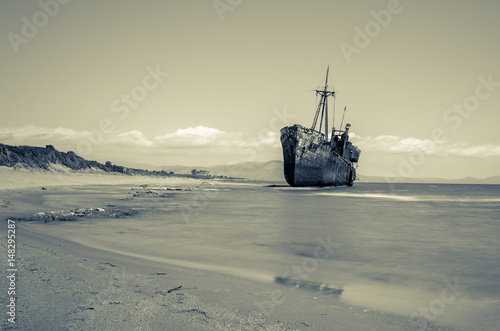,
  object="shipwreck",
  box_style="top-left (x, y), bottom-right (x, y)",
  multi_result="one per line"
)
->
top-left (280, 67), bottom-right (360, 186)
